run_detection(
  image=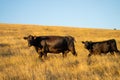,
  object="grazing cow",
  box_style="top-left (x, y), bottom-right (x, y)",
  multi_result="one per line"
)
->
top-left (82, 39), bottom-right (120, 57)
top-left (24, 35), bottom-right (77, 59)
